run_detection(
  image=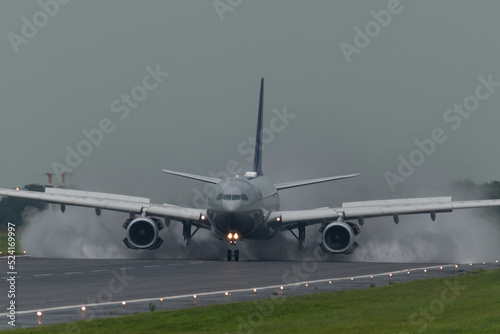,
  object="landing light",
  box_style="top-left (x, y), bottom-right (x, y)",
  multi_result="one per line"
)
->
top-left (234, 233), bottom-right (239, 240)
top-left (276, 217), bottom-right (281, 222)
top-left (16, 187), bottom-right (19, 191)
top-left (228, 233), bottom-right (233, 239)
top-left (200, 214), bottom-right (206, 221)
